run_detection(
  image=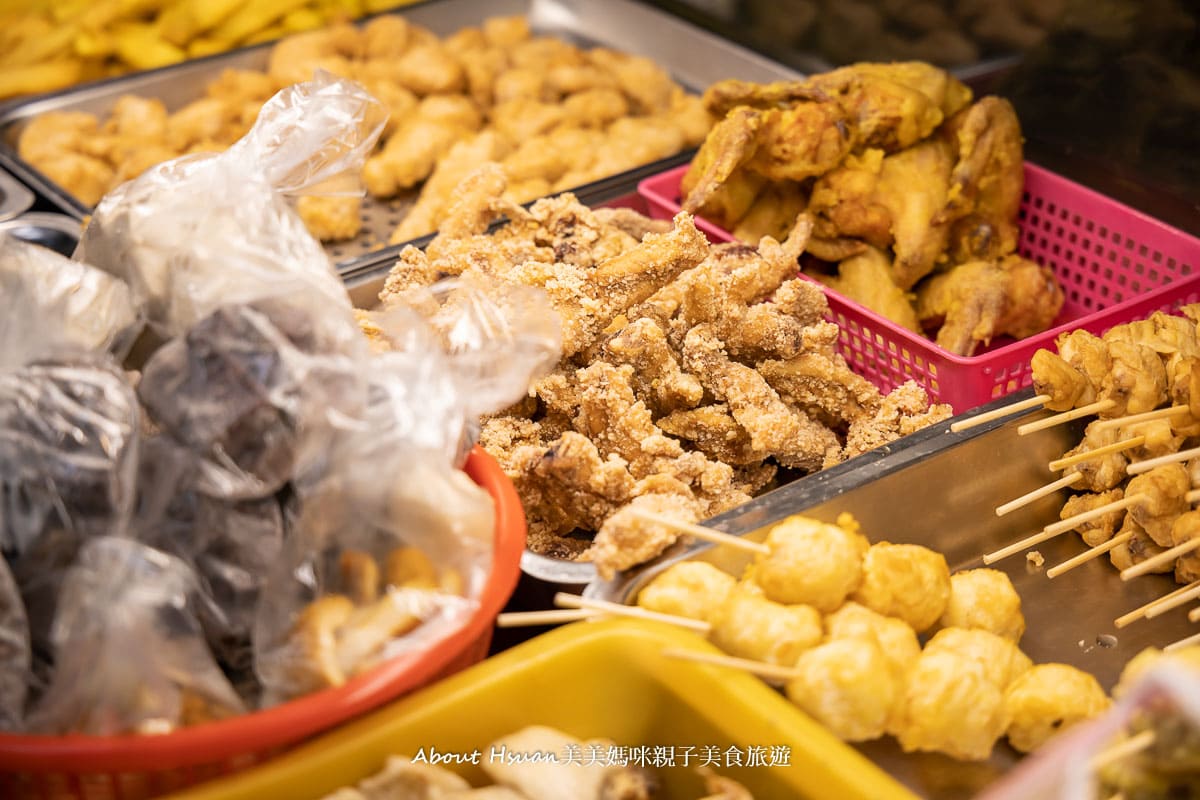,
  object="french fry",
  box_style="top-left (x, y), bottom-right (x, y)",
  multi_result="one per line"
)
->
top-left (73, 30), bottom-right (117, 58)
top-left (243, 23), bottom-right (286, 46)
top-left (363, 0), bottom-right (421, 12)
top-left (0, 23), bottom-right (77, 68)
top-left (189, 0), bottom-right (244, 34)
top-left (0, 59), bottom-right (85, 100)
top-left (209, 0), bottom-right (308, 46)
top-left (186, 36), bottom-right (229, 58)
top-left (282, 7), bottom-right (326, 34)
top-left (112, 23), bottom-right (186, 70)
